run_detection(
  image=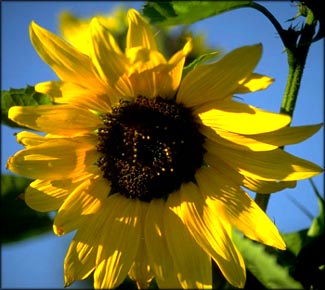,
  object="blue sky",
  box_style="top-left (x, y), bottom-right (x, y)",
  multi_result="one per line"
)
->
top-left (1, 1), bottom-right (324, 288)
